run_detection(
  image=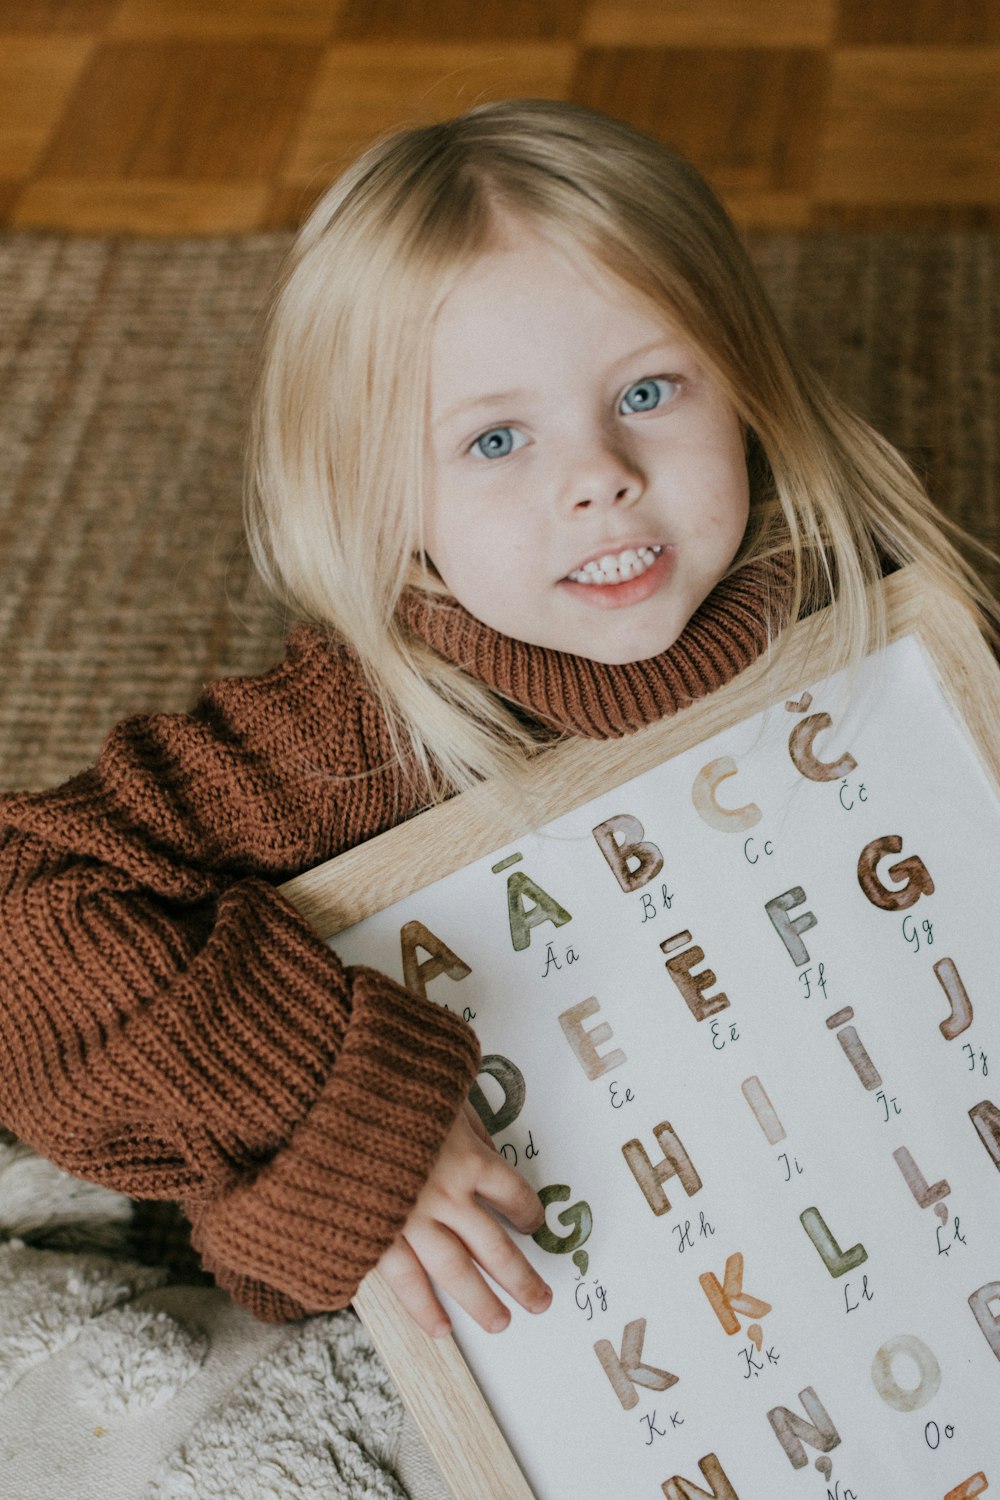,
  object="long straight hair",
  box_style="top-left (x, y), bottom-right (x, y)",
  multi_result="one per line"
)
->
top-left (247, 99), bottom-right (996, 797)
